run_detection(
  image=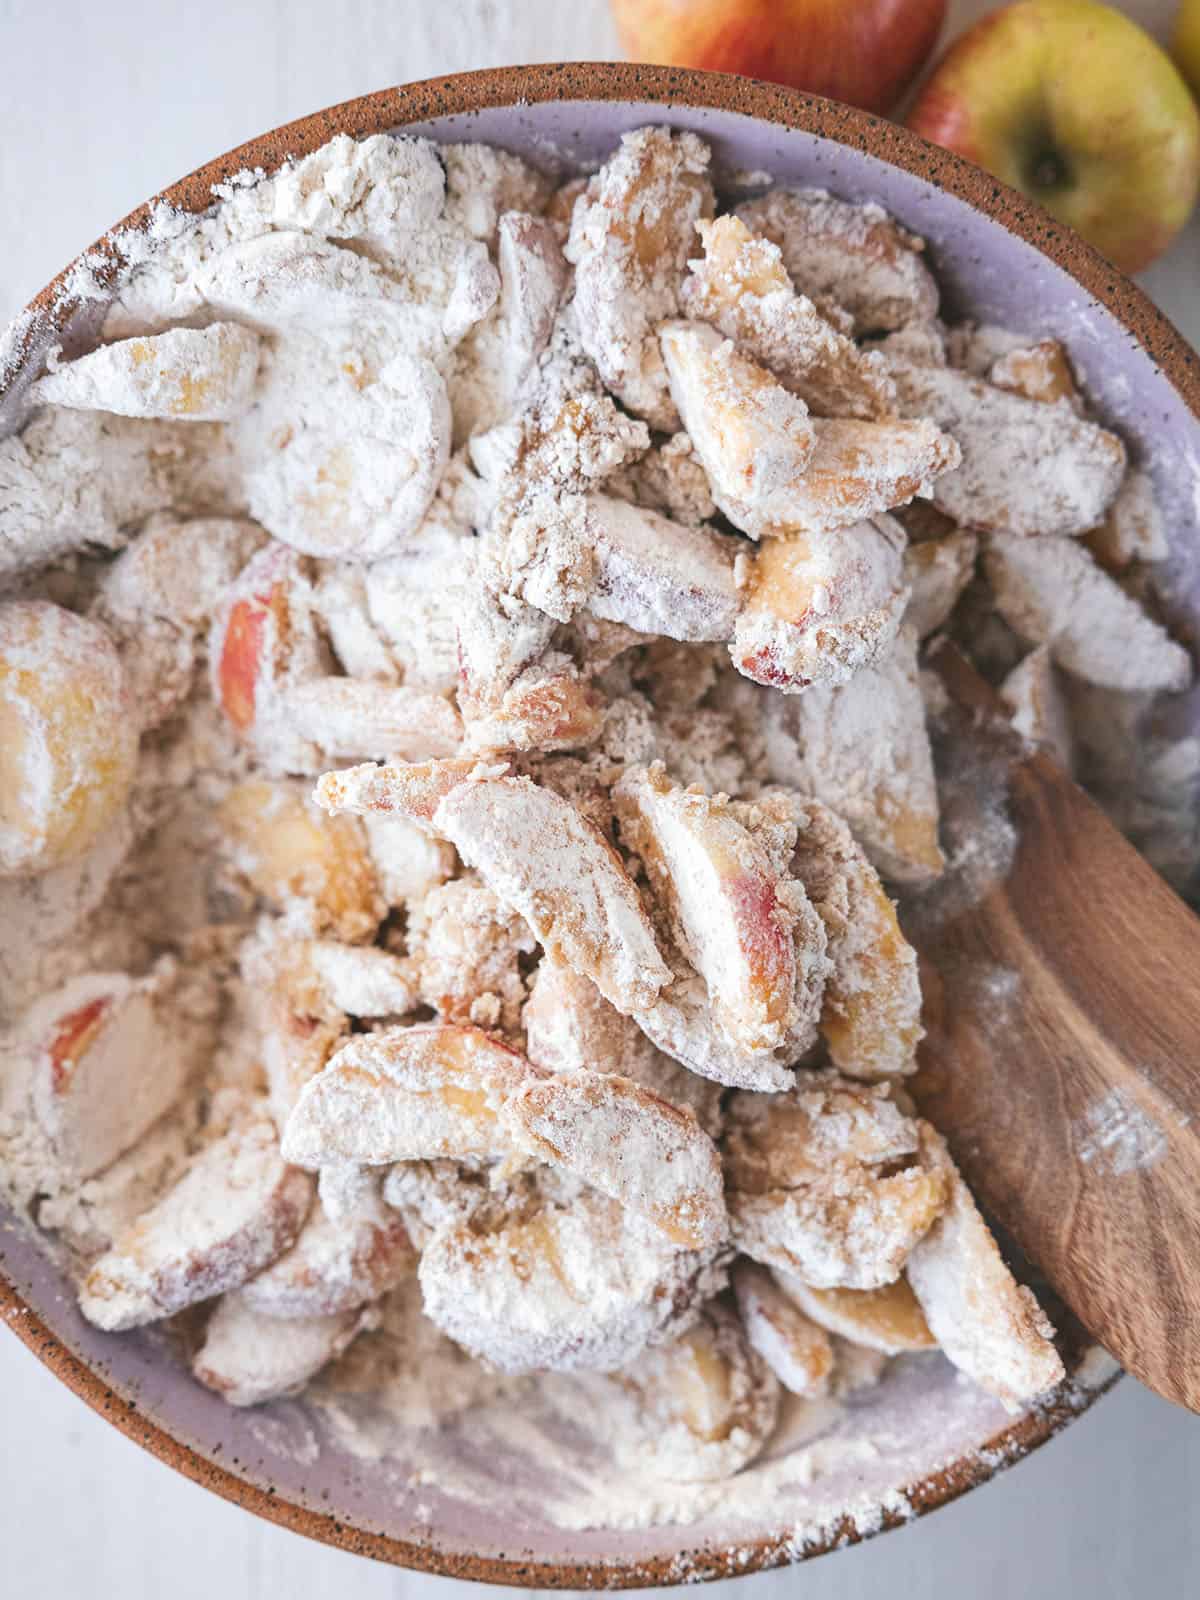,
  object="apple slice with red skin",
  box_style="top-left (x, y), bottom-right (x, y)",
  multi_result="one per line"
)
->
top-left (733, 516), bottom-right (909, 691)
top-left (27, 965), bottom-right (208, 1183)
top-left (78, 1106), bottom-right (314, 1331)
top-left (614, 765), bottom-right (800, 1056)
